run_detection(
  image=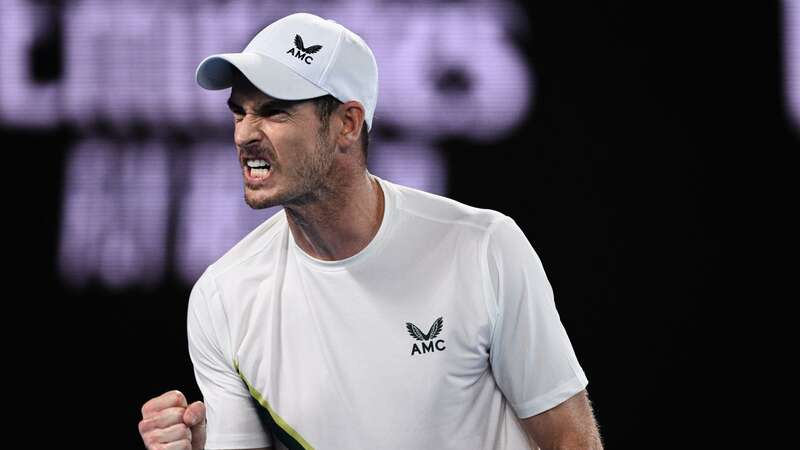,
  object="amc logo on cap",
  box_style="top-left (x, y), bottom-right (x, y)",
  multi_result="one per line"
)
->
top-left (286, 34), bottom-right (323, 64)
